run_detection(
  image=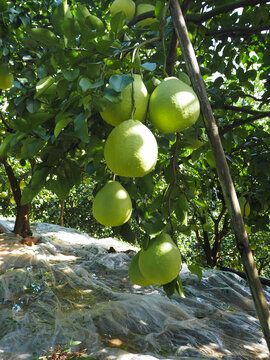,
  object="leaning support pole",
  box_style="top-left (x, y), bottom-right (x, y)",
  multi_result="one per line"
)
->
top-left (169, 0), bottom-right (270, 352)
